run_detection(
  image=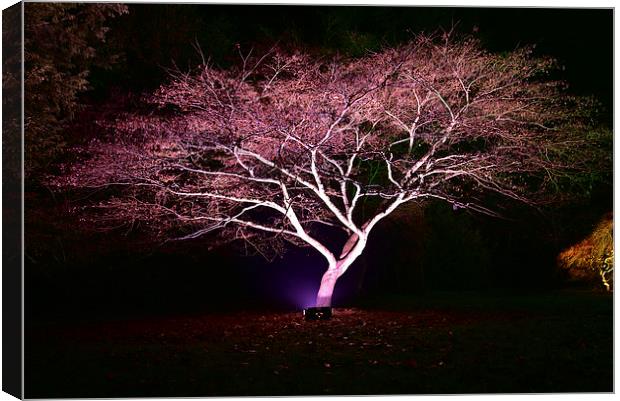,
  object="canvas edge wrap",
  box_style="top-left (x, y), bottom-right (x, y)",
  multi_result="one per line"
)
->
top-left (2, 1), bottom-right (24, 399)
